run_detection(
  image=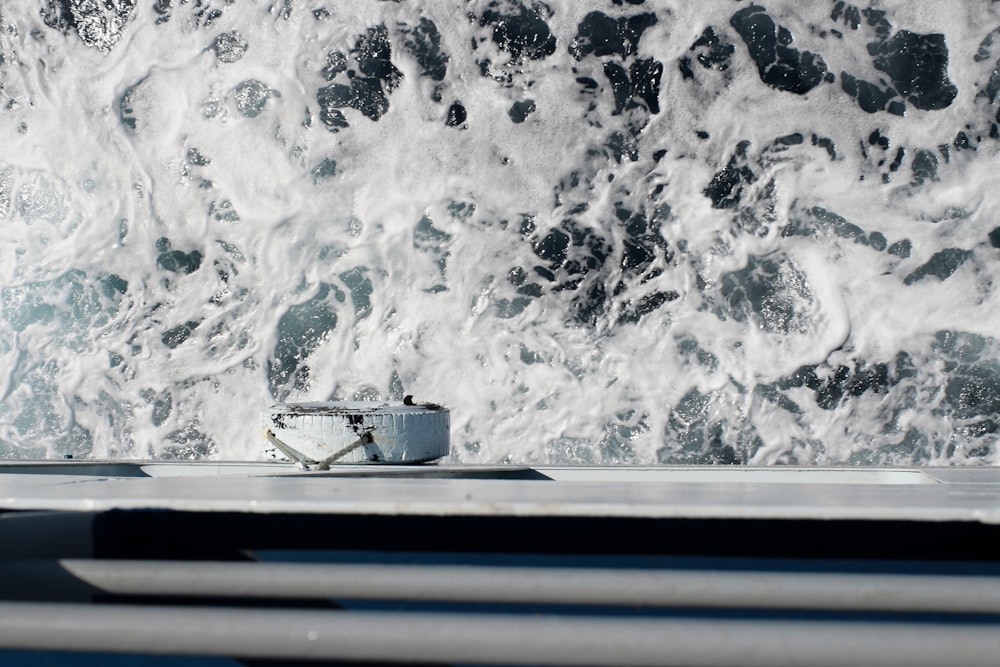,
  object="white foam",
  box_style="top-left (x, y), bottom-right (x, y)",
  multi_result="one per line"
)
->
top-left (0, 1), bottom-right (998, 464)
